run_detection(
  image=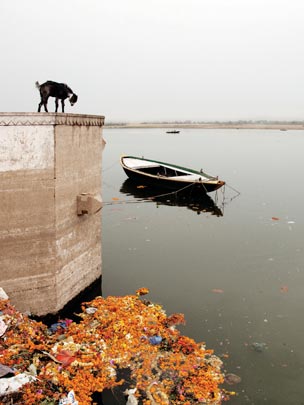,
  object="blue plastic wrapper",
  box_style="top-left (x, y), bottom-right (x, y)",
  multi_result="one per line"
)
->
top-left (149, 336), bottom-right (162, 345)
top-left (48, 319), bottom-right (72, 334)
